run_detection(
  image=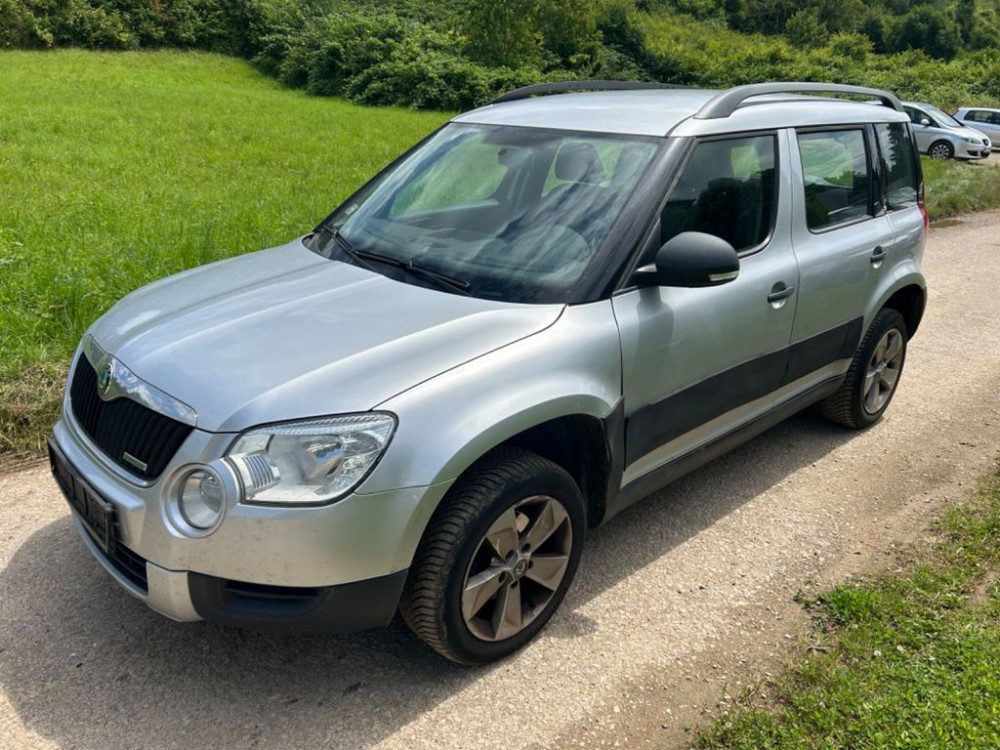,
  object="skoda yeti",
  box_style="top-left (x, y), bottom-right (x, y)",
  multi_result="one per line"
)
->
top-left (49, 81), bottom-right (927, 664)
